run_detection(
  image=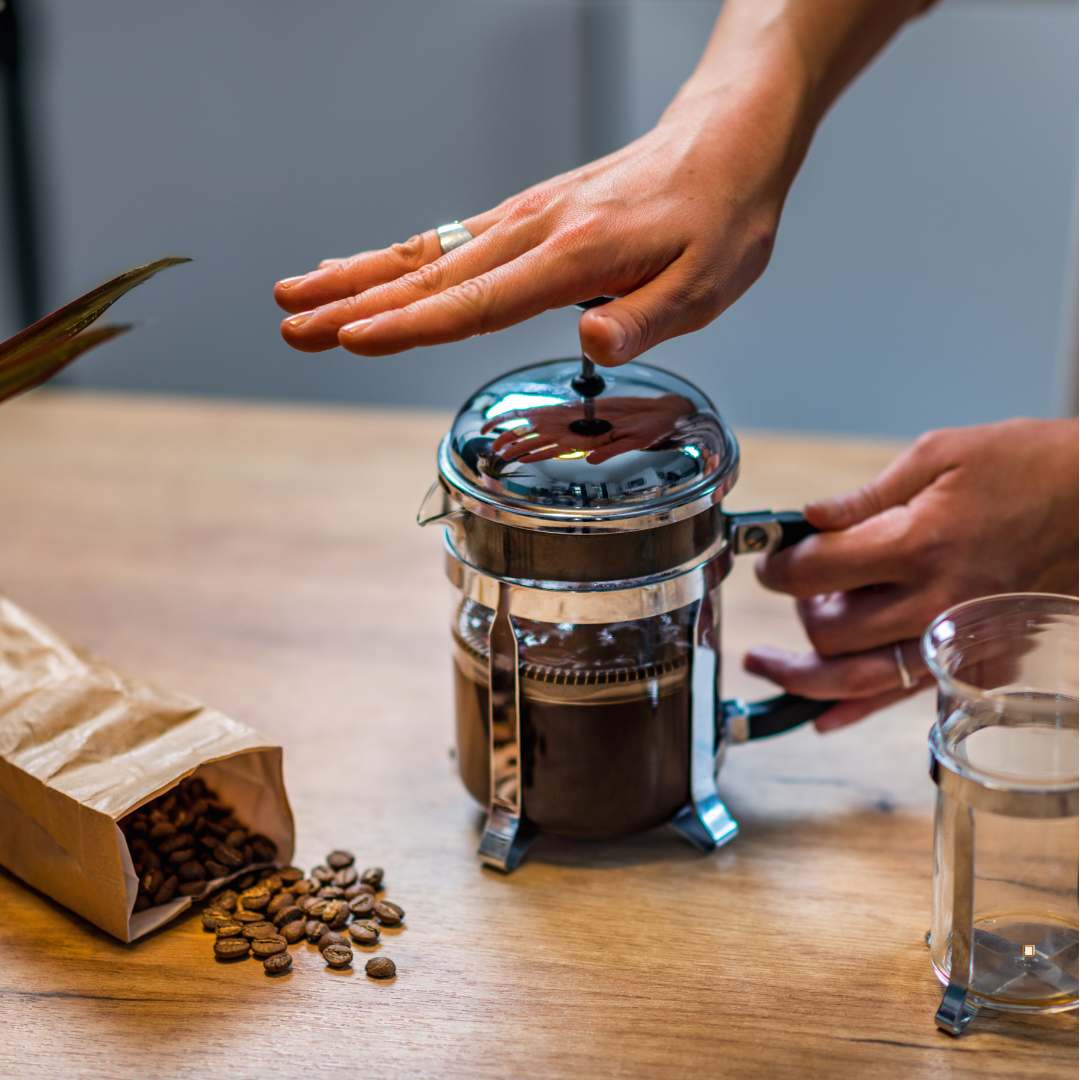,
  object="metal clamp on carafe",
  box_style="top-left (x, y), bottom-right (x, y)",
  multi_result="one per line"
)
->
top-left (419, 341), bottom-right (833, 872)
